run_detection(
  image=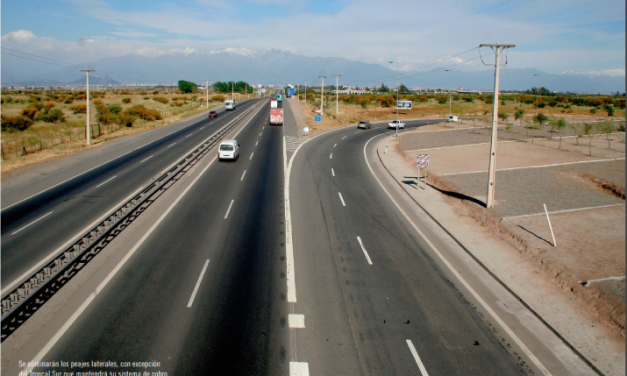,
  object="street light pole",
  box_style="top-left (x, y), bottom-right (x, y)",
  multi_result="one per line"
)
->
top-left (389, 61), bottom-right (400, 137)
top-left (333, 74), bottom-right (341, 114)
top-left (534, 73), bottom-right (539, 115)
top-left (231, 81), bottom-right (234, 101)
top-left (319, 76), bottom-right (326, 116)
top-left (205, 79), bottom-right (209, 110)
top-left (480, 43), bottom-right (516, 209)
top-left (304, 81), bottom-right (307, 102)
top-left (445, 69), bottom-right (452, 116)
top-left (80, 69), bottom-right (95, 146)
